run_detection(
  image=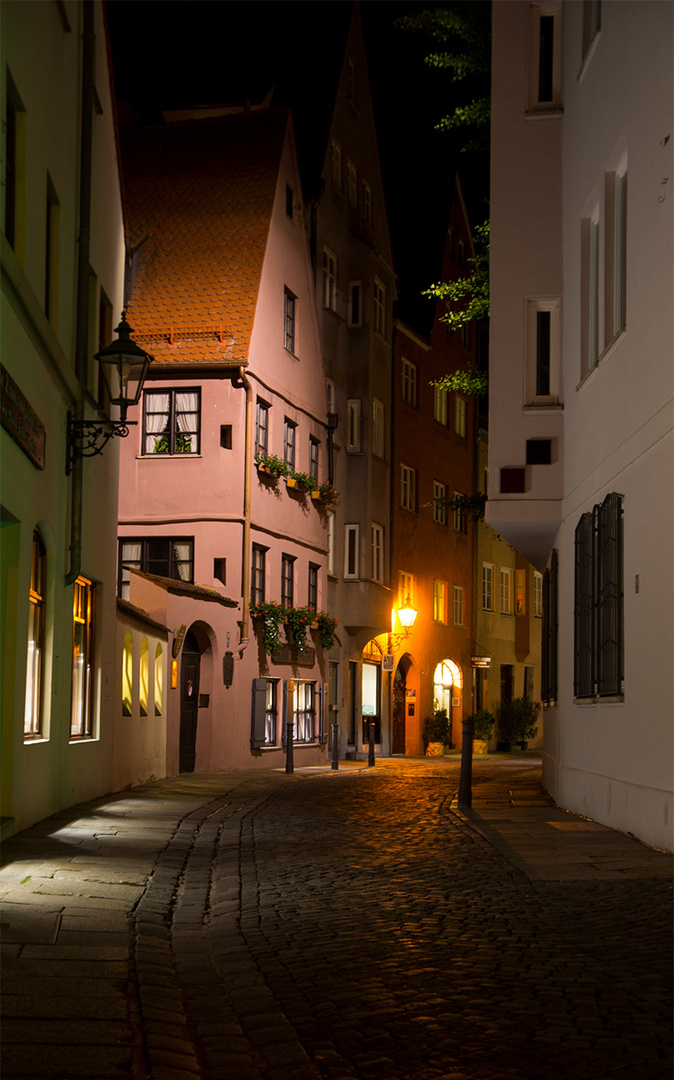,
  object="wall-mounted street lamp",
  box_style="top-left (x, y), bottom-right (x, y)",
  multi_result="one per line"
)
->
top-left (67, 312), bottom-right (152, 474)
top-left (388, 595), bottom-right (418, 651)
